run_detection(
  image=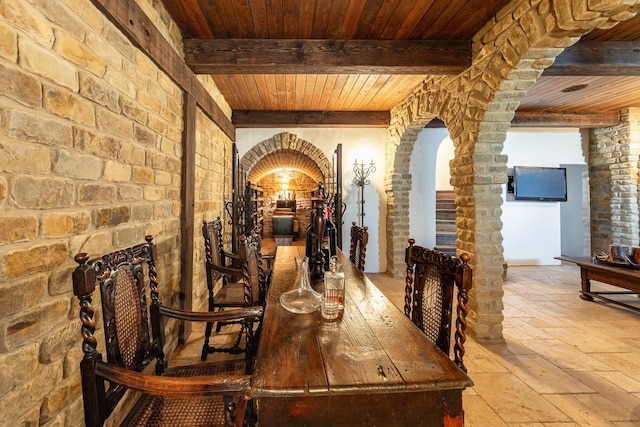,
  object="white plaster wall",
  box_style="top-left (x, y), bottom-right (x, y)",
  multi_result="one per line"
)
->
top-left (236, 128), bottom-right (387, 272)
top-left (501, 128), bottom-right (586, 265)
top-left (237, 127), bottom-right (586, 271)
top-left (409, 129), bottom-right (450, 248)
top-left (417, 127), bottom-right (586, 266)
